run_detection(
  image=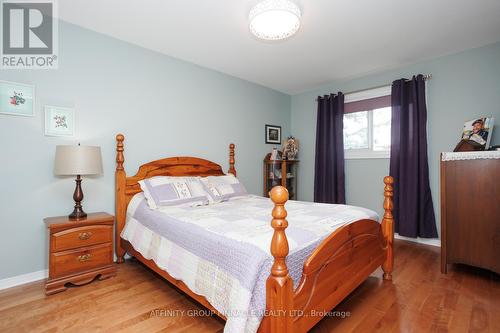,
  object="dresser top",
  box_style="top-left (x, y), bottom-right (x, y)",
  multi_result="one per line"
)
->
top-left (44, 212), bottom-right (114, 228)
top-left (441, 150), bottom-right (500, 161)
